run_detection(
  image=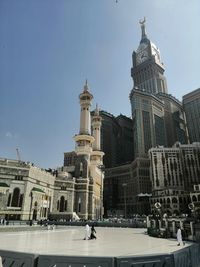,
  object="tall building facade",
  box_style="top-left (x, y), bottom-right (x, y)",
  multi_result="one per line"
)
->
top-left (116, 114), bottom-right (134, 165)
top-left (97, 111), bottom-right (121, 168)
top-left (183, 88), bottom-right (200, 143)
top-left (158, 93), bottom-right (188, 146)
top-left (149, 142), bottom-right (200, 215)
top-left (130, 88), bottom-right (166, 158)
top-left (94, 110), bottom-right (134, 168)
top-left (104, 158), bottom-right (151, 217)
